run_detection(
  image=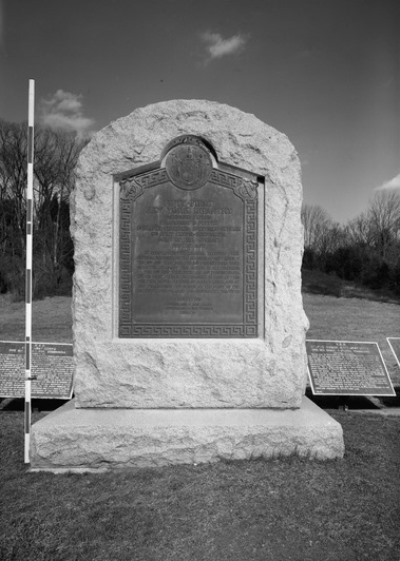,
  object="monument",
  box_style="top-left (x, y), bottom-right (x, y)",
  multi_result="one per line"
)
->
top-left (30, 100), bottom-right (344, 470)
